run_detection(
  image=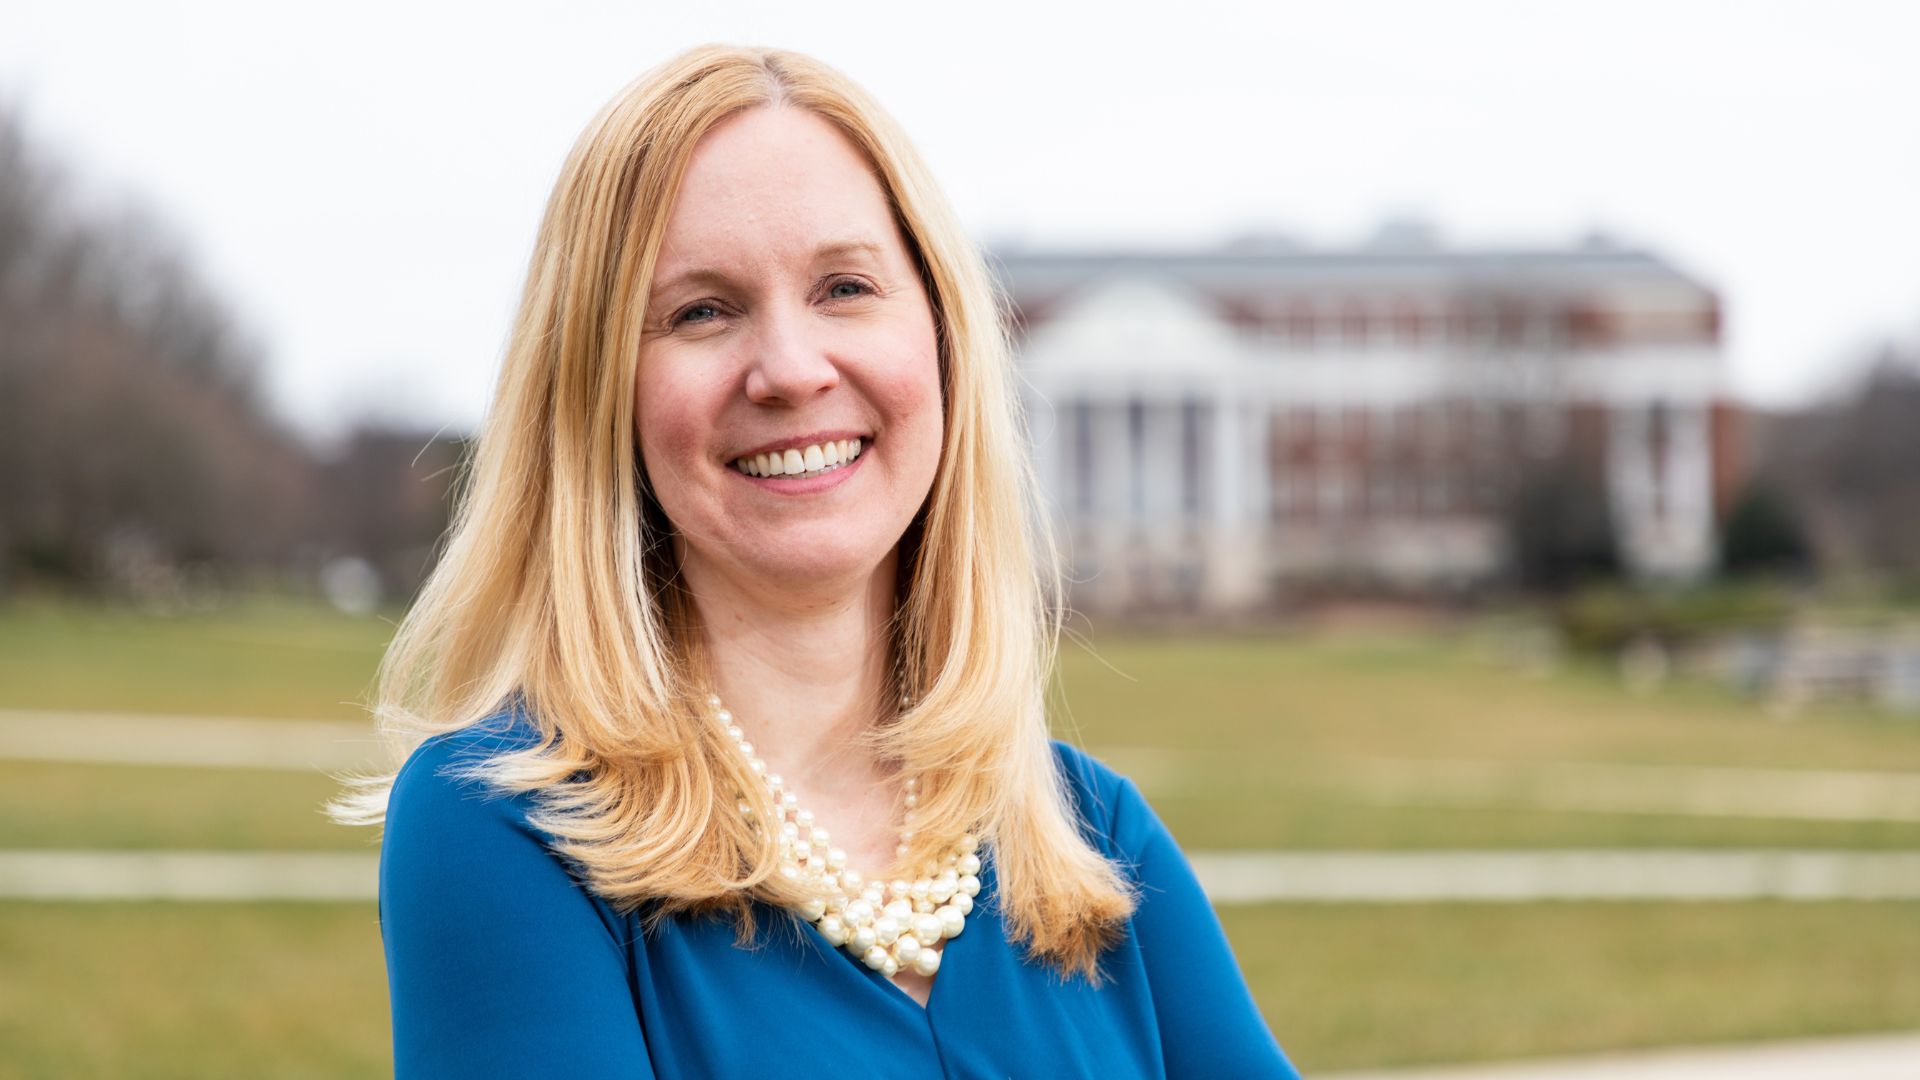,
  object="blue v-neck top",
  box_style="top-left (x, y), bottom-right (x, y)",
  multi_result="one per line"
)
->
top-left (378, 705), bottom-right (1301, 1079)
